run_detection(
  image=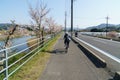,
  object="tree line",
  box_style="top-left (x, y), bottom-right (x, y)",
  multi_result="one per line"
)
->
top-left (0, 0), bottom-right (63, 50)
top-left (28, 0), bottom-right (62, 43)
